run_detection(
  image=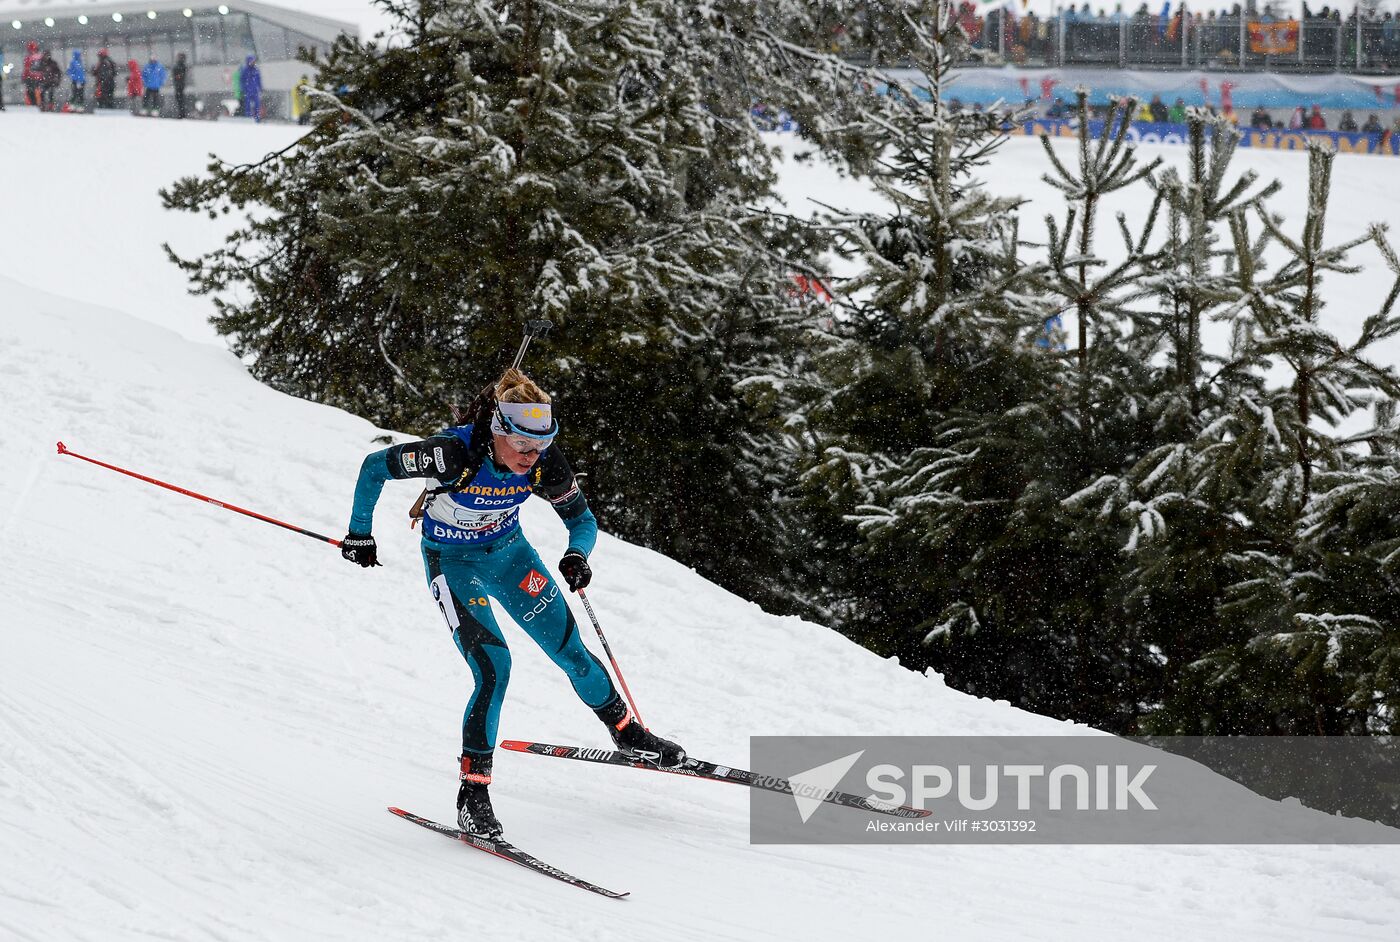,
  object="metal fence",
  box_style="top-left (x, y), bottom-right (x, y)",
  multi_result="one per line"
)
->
top-left (951, 12), bottom-right (1400, 75)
